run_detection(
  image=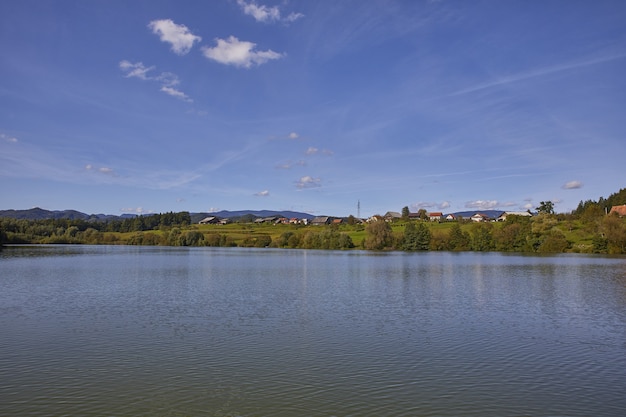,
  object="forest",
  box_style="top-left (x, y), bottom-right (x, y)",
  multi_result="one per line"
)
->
top-left (2, 188), bottom-right (625, 254)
